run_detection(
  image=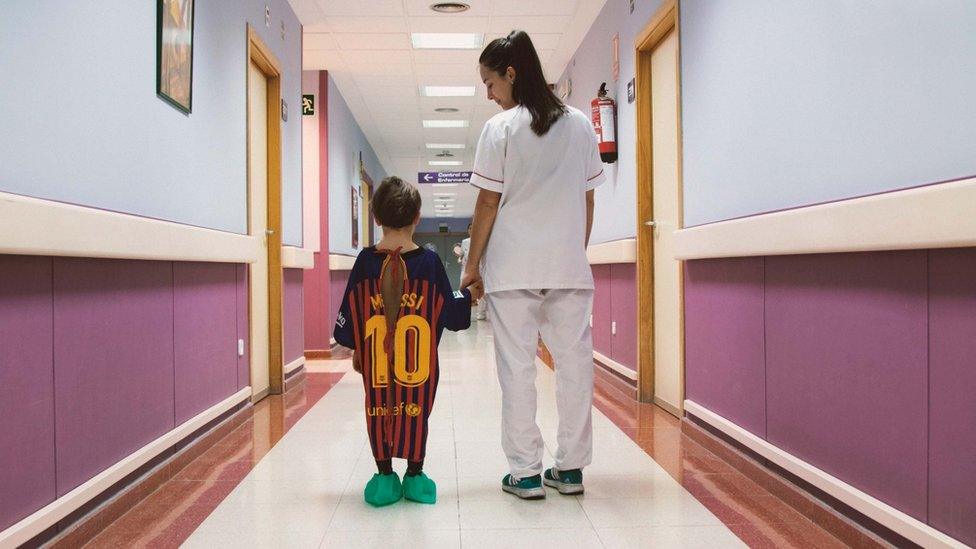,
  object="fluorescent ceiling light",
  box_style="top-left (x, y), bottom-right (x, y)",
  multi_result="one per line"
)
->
top-left (434, 197), bottom-right (456, 202)
top-left (429, 160), bottom-right (463, 166)
top-left (433, 192), bottom-right (457, 197)
top-left (423, 120), bottom-right (469, 128)
top-left (432, 183), bottom-right (459, 187)
top-left (411, 33), bottom-right (483, 50)
top-left (421, 86), bottom-right (475, 97)
top-left (426, 143), bottom-right (466, 149)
